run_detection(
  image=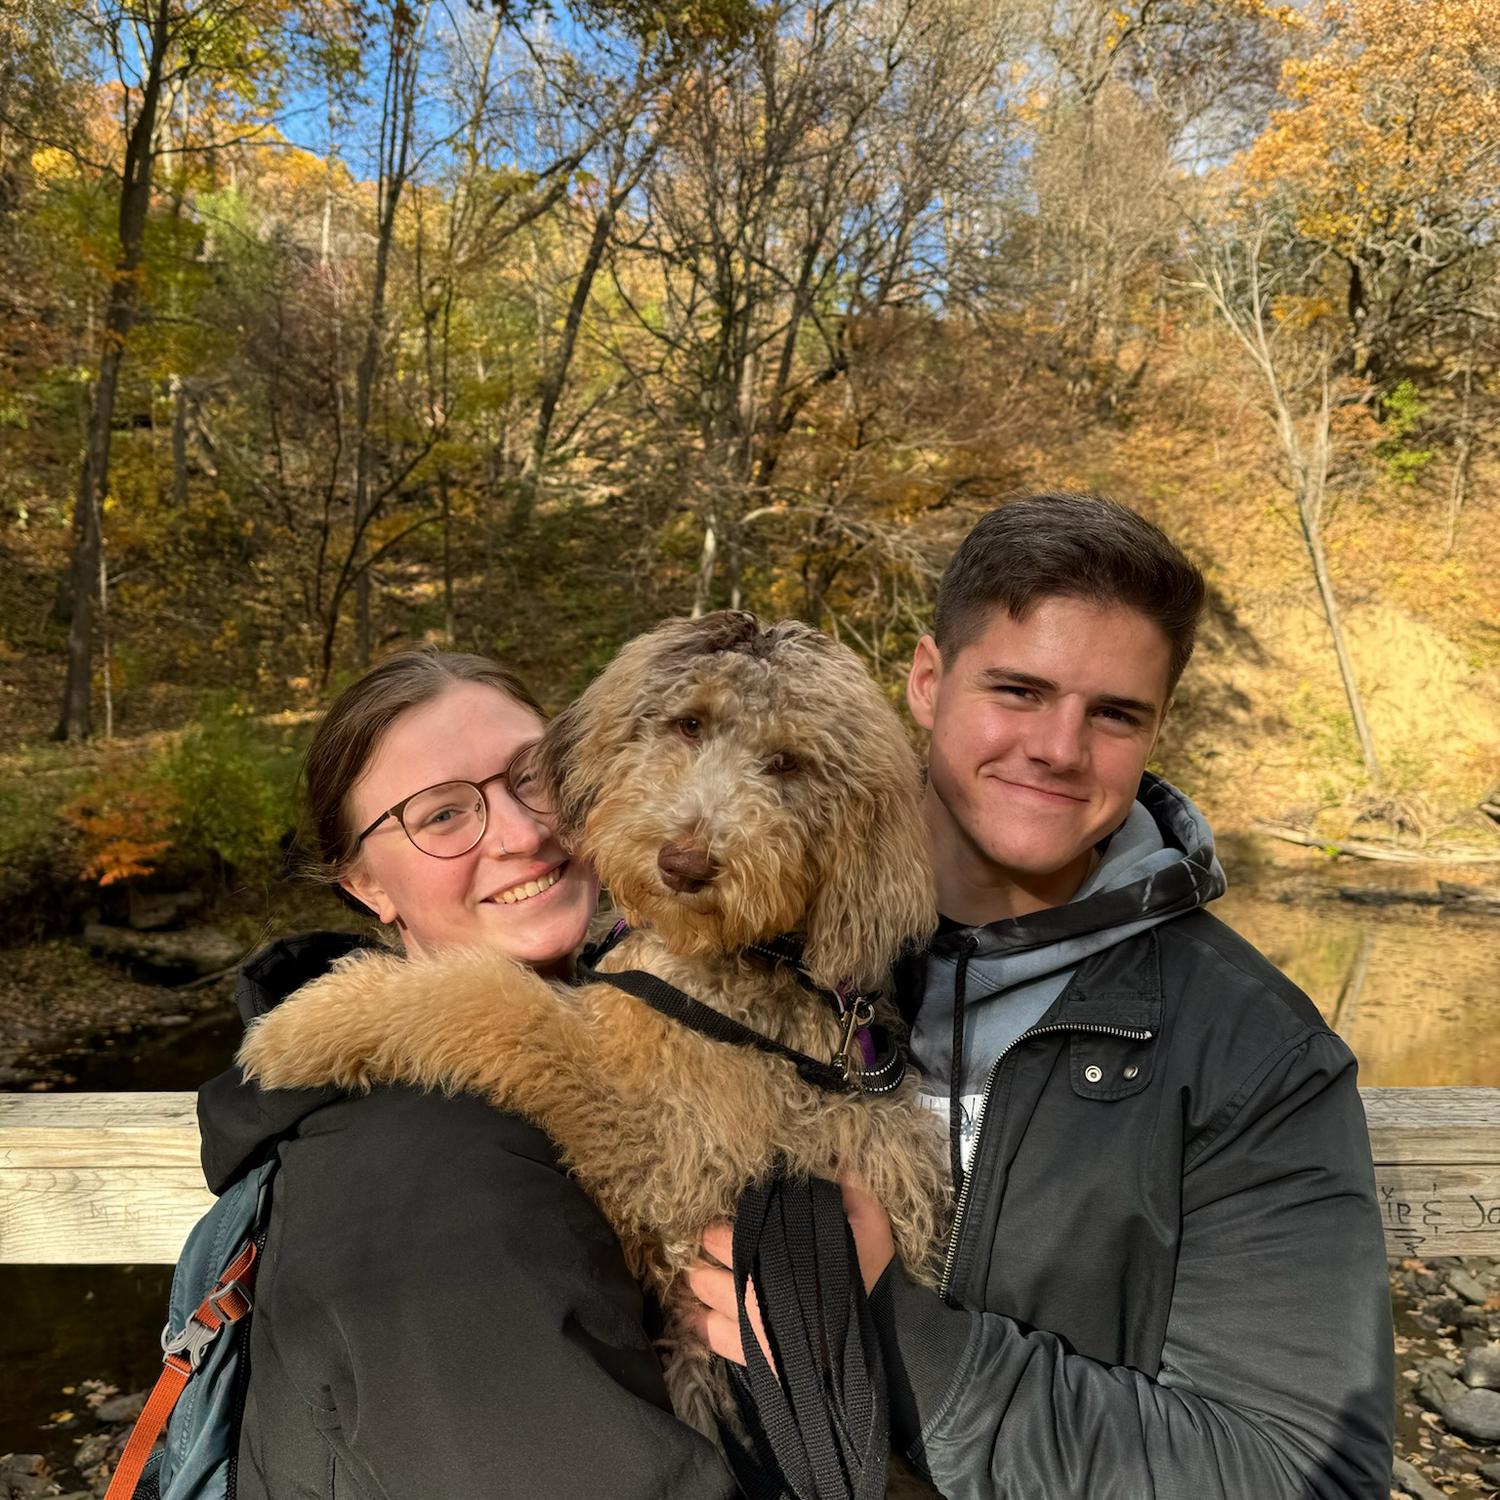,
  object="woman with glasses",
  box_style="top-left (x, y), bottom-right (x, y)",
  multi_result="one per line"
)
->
top-left (196, 649), bottom-right (735, 1500)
